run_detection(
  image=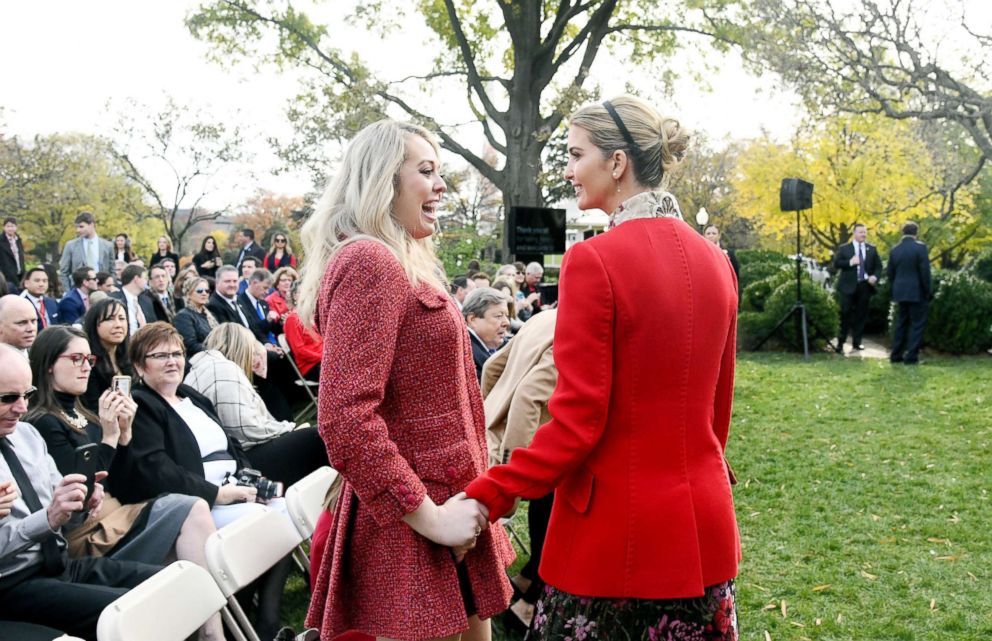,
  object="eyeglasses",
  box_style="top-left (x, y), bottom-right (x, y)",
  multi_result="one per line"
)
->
top-left (0, 387), bottom-right (36, 405)
top-left (275, 238), bottom-right (287, 243)
top-left (193, 288), bottom-right (209, 295)
top-left (145, 351), bottom-right (185, 362)
top-left (57, 354), bottom-right (97, 367)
